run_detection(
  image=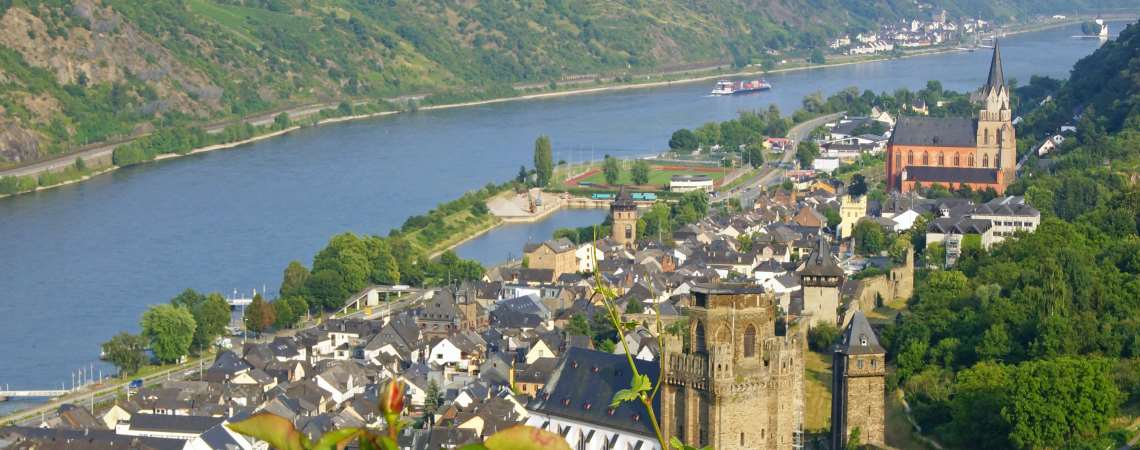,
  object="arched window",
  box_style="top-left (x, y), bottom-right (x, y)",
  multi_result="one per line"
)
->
top-left (908, 151), bottom-right (914, 164)
top-left (983, 154), bottom-right (989, 168)
top-left (744, 325), bottom-right (757, 357)
top-left (954, 154), bottom-right (960, 166)
top-left (922, 152), bottom-right (929, 165)
top-left (694, 322), bottom-right (706, 354)
top-left (984, 129), bottom-right (990, 145)
top-left (969, 154), bottom-right (976, 167)
top-left (674, 389), bottom-right (686, 441)
top-left (937, 153), bottom-right (945, 166)
top-left (624, 224), bottom-right (632, 240)
top-left (997, 129), bottom-right (1004, 146)
top-left (895, 152), bottom-right (902, 168)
